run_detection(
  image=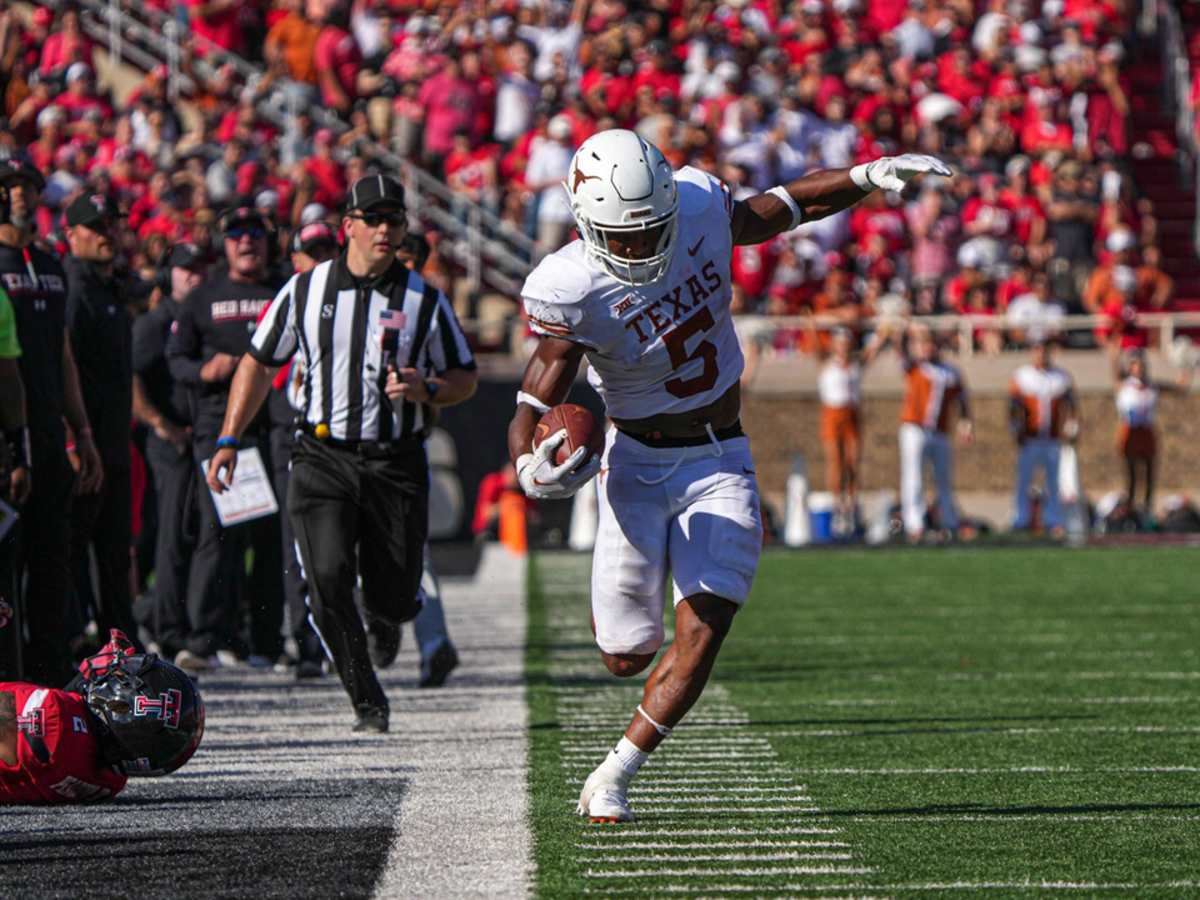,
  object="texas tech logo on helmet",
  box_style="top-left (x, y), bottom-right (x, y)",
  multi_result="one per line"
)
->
top-left (134, 689), bottom-right (183, 729)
